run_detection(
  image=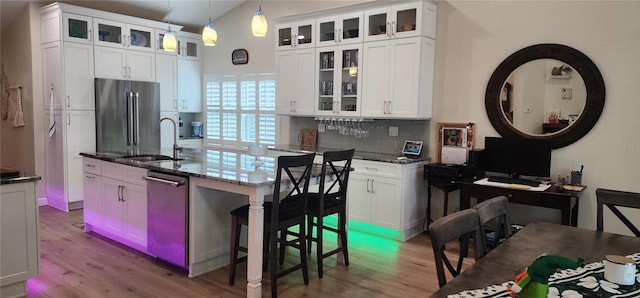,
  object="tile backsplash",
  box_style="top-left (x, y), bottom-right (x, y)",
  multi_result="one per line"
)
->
top-left (288, 117), bottom-right (430, 156)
